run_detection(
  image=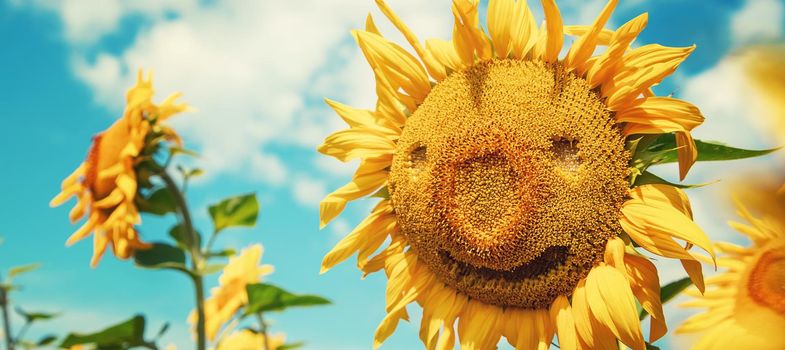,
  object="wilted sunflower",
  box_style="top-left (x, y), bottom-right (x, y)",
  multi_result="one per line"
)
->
top-left (678, 180), bottom-right (785, 350)
top-left (50, 71), bottom-right (187, 266)
top-left (217, 330), bottom-right (286, 350)
top-left (320, 0), bottom-right (715, 348)
top-left (193, 244), bottom-right (273, 341)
